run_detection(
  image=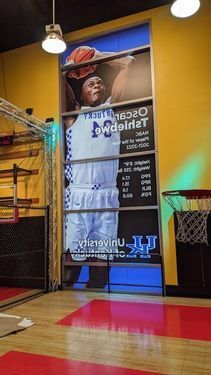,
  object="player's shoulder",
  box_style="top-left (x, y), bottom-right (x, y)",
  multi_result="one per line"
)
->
top-left (103, 97), bottom-right (111, 106)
